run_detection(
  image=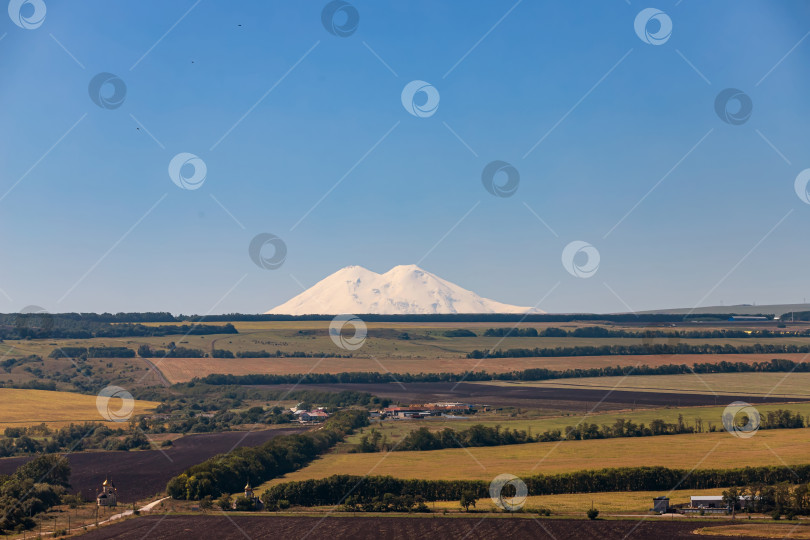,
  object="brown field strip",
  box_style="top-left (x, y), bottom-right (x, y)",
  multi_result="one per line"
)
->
top-left (485, 372), bottom-right (810, 398)
top-left (75, 515), bottom-right (769, 540)
top-left (153, 353), bottom-right (810, 383)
